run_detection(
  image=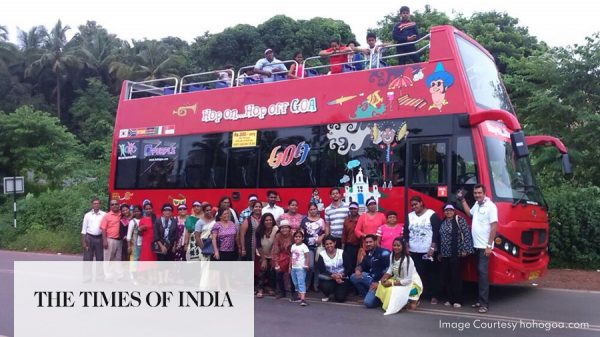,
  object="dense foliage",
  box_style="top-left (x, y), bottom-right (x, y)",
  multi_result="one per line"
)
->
top-left (0, 9), bottom-right (598, 267)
